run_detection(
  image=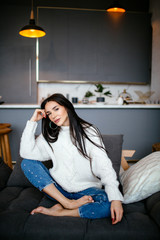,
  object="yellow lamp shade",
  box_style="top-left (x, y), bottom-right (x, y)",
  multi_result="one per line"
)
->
top-left (19, 19), bottom-right (46, 38)
top-left (19, 7), bottom-right (46, 38)
top-left (107, 7), bottom-right (126, 13)
top-left (107, 1), bottom-right (126, 13)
